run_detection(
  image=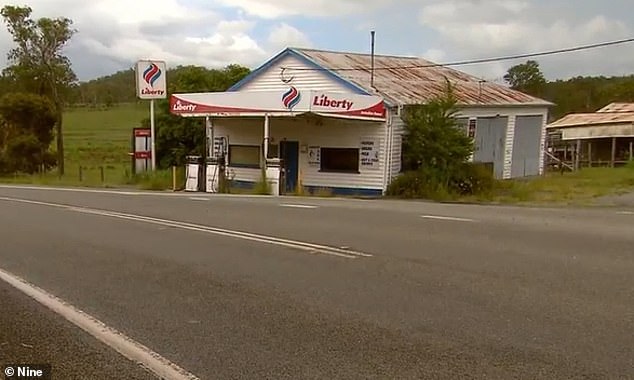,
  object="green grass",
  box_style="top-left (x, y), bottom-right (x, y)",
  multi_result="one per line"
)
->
top-left (465, 163), bottom-right (634, 206)
top-left (0, 102), bottom-right (162, 189)
top-left (64, 102), bottom-right (148, 171)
